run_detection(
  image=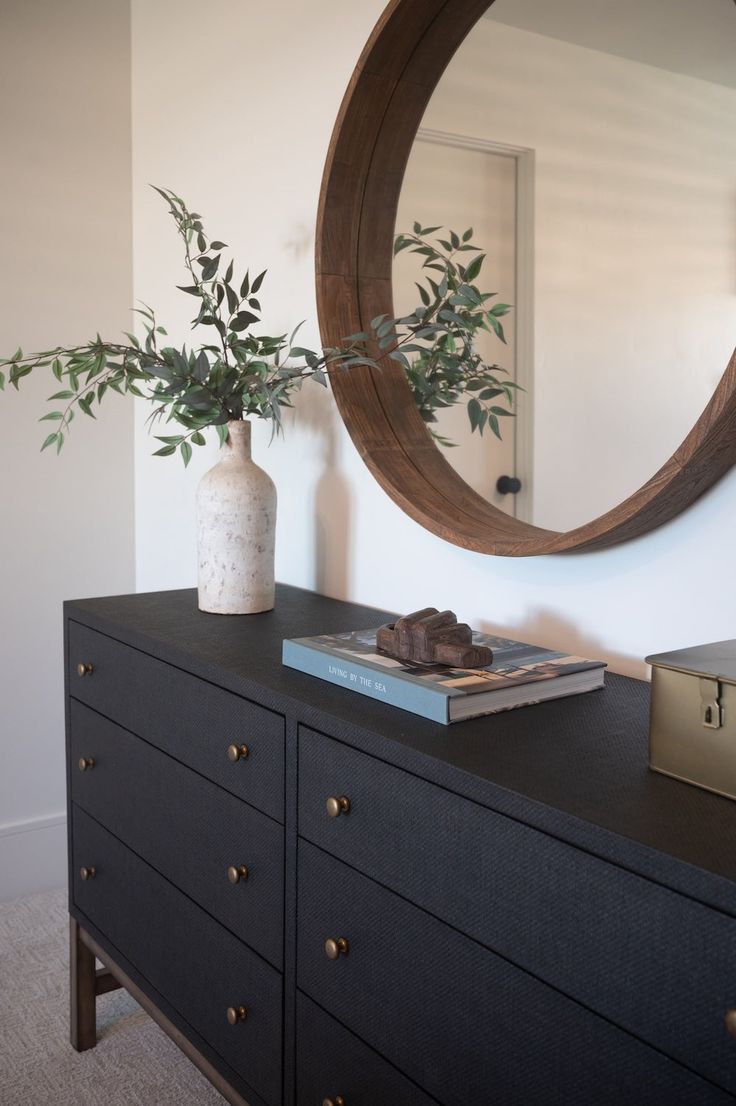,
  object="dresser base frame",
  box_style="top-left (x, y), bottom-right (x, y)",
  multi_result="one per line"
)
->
top-left (69, 917), bottom-right (251, 1106)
